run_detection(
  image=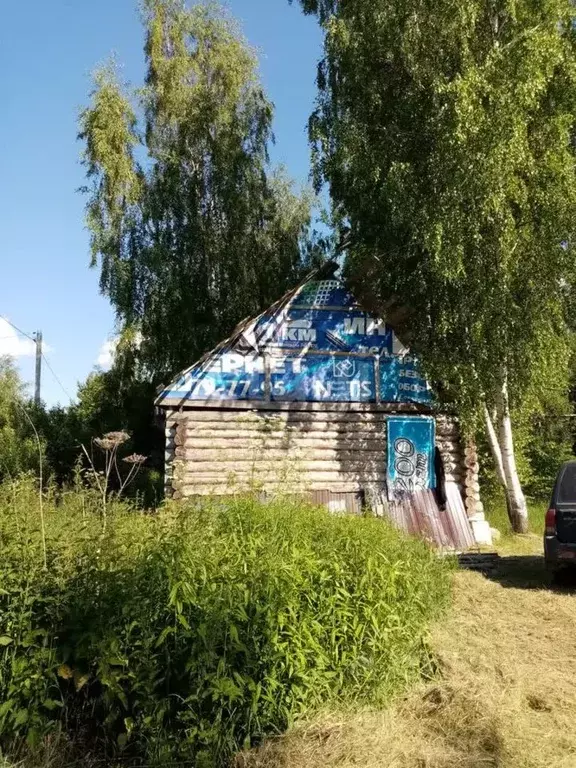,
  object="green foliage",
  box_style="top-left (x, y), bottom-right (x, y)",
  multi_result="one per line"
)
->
top-left (80, 1), bottom-right (324, 381)
top-left (484, 494), bottom-right (547, 539)
top-left (0, 358), bottom-right (41, 482)
top-left (34, 352), bottom-right (163, 503)
top-left (522, 414), bottom-right (574, 499)
top-left (295, 0), bottom-right (576, 421)
top-left (478, 344), bottom-right (576, 501)
top-left (478, 410), bottom-right (573, 503)
top-left (0, 483), bottom-right (450, 766)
